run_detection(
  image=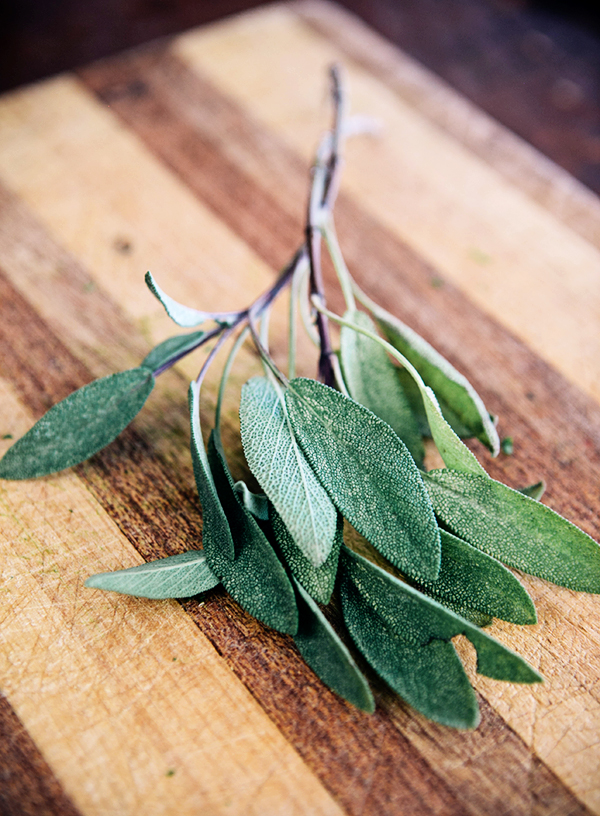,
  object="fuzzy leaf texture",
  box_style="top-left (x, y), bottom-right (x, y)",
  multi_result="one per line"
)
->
top-left (293, 580), bottom-right (374, 712)
top-left (270, 503), bottom-right (343, 605)
top-left (0, 368), bottom-right (154, 480)
top-left (415, 530), bottom-right (537, 625)
top-left (343, 584), bottom-right (479, 728)
top-left (341, 547), bottom-right (540, 680)
top-left (285, 378), bottom-right (440, 582)
top-left (423, 469), bottom-right (600, 593)
top-left (189, 381), bottom-right (236, 567)
top-left (340, 309), bottom-right (424, 465)
top-left (142, 330), bottom-right (208, 372)
top-left (146, 271), bottom-right (219, 328)
top-left (361, 295), bottom-right (499, 455)
top-left (239, 376), bottom-right (337, 568)
top-left (85, 551), bottom-right (219, 599)
top-left (207, 432), bottom-right (298, 634)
